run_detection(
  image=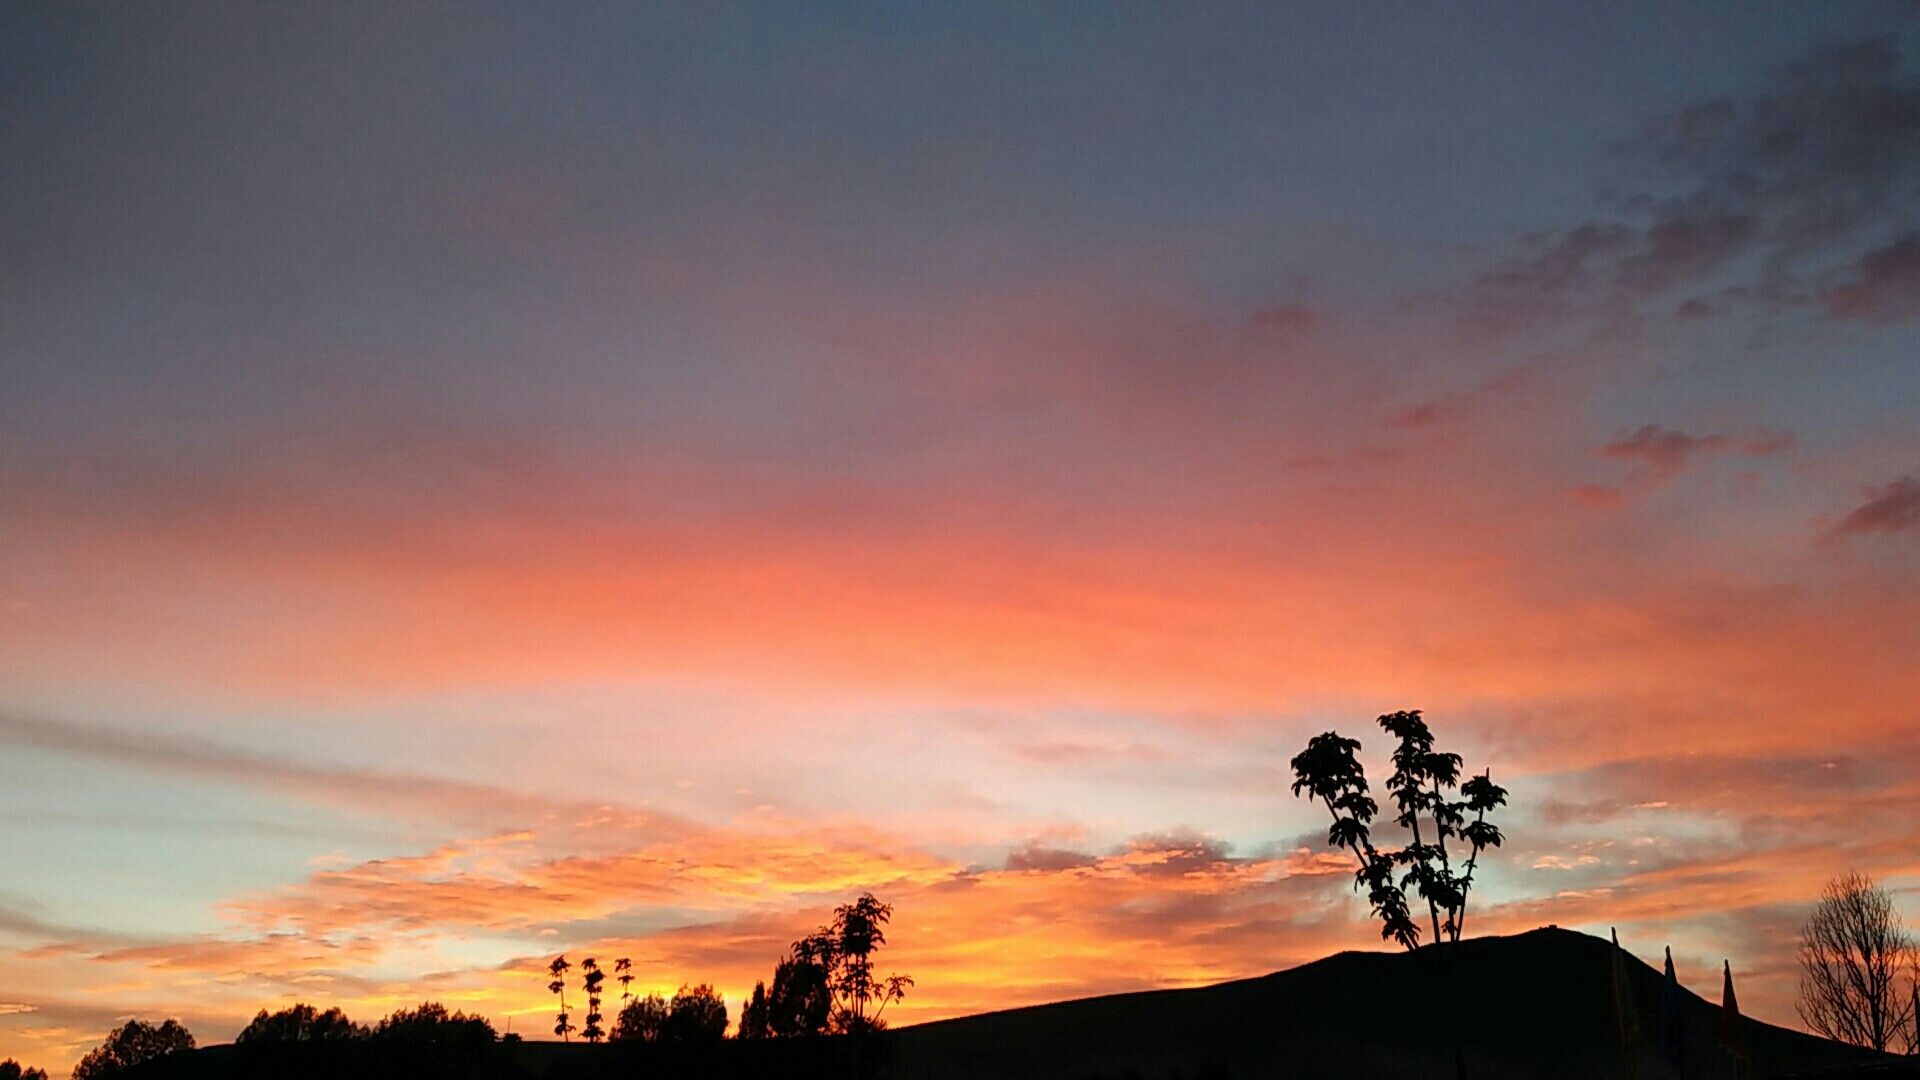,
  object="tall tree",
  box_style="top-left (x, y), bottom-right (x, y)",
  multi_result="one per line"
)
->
top-left (614, 957), bottom-right (634, 1005)
top-left (822, 894), bottom-right (914, 1032)
top-left (1798, 871), bottom-right (1918, 1052)
top-left (766, 953), bottom-right (834, 1036)
top-left (738, 981), bottom-right (772, 1039)
top-left (547, 955), bottom-right (575, 1042)
top-left (761, 893), bottom-right (913, 1035)
top-left (1290, 710), bottom-right (1505, 949)
top-left (580, 957), bottom-right (606, 1042)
